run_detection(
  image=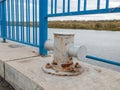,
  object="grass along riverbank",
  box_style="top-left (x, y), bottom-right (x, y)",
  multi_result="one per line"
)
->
top-left (10, 20), bottom-right (120, 31)
top-left (48, 20), bottom-right (120, 31)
